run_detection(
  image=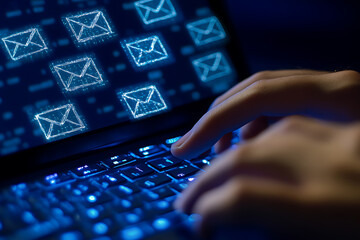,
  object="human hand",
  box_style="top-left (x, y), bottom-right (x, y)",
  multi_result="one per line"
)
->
top-left (174, 117), bottom-right (360, 238)
top-left (171, 70), bottom-right (360, 159)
